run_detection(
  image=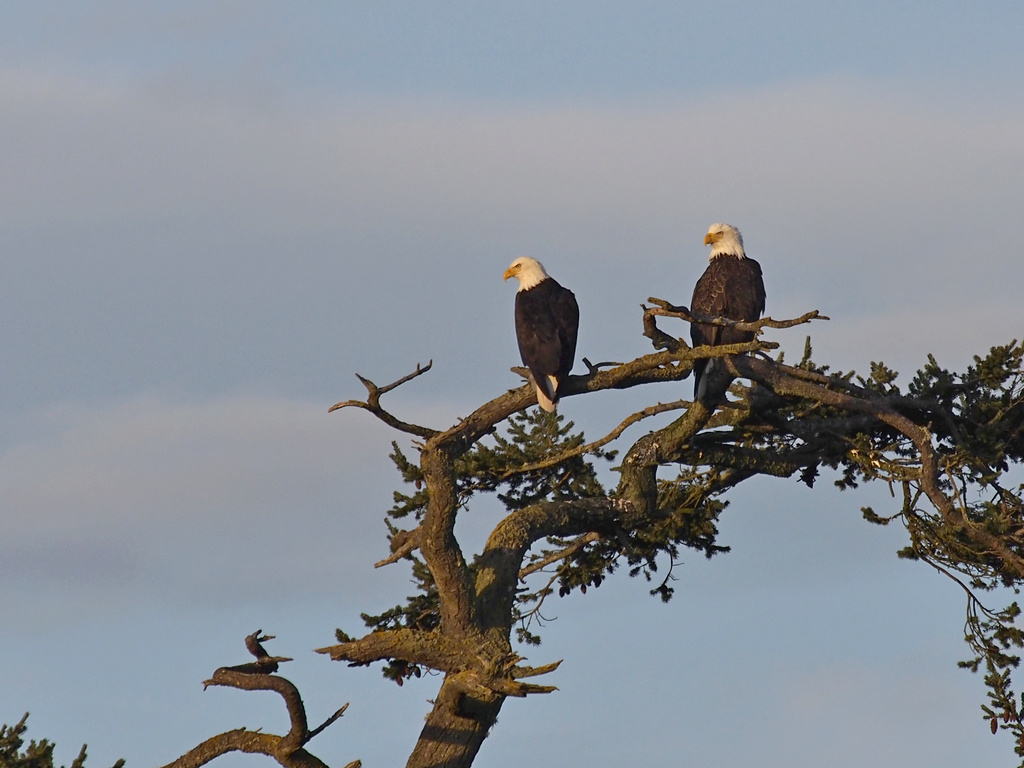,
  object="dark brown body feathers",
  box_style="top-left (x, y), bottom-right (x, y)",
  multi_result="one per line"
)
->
top-left (514, 277), bottom-right (579, 407)
top-left (690, 255), bottom-right (765, 396)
